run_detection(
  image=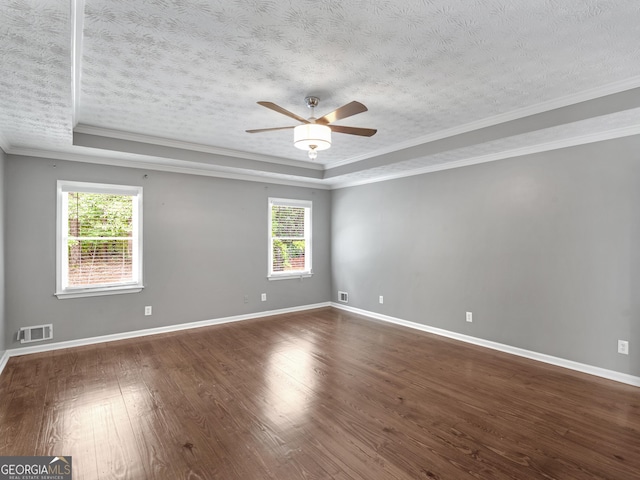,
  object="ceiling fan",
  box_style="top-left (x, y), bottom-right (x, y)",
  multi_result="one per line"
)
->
top-left (246, 96), bottom-right (376, 160)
